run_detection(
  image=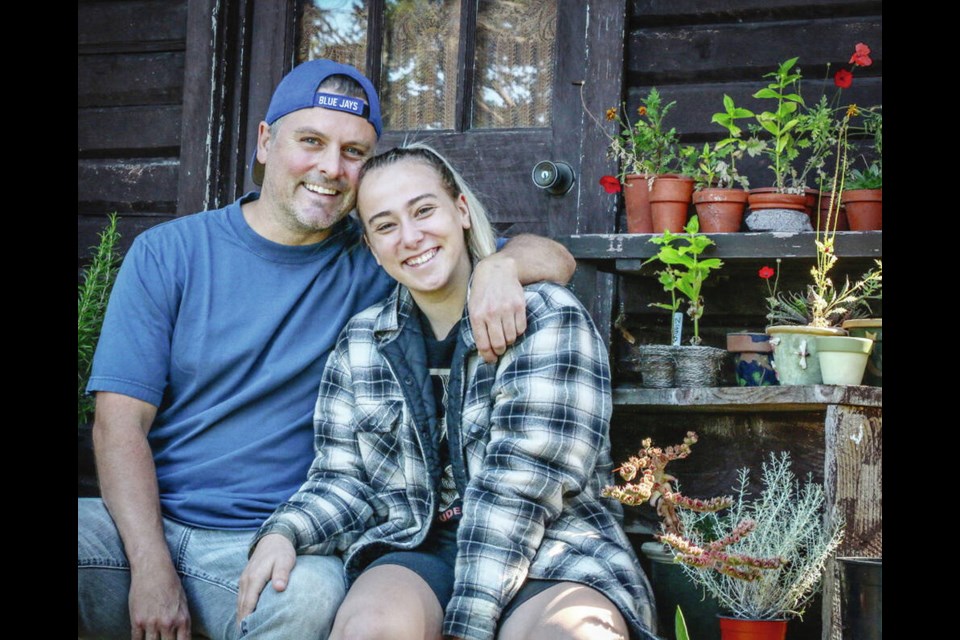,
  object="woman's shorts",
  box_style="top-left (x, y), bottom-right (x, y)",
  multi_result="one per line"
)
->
top-left (365, 526), bottom-right (559, 623)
